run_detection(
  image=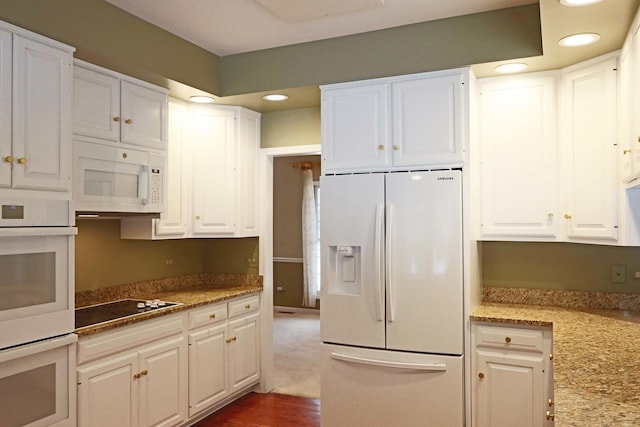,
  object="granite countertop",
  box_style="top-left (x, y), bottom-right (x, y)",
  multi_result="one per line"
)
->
top-left (472, 302), bottom-right (640, 426)
top-left (75, 273), bottom-right (263, 337)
